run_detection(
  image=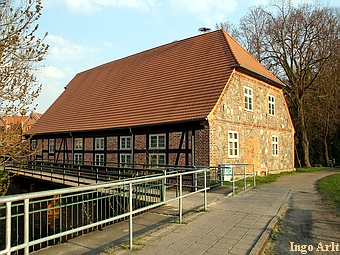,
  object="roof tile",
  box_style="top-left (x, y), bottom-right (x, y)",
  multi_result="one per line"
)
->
top-left (28, 30), bottom-right (283, 134)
